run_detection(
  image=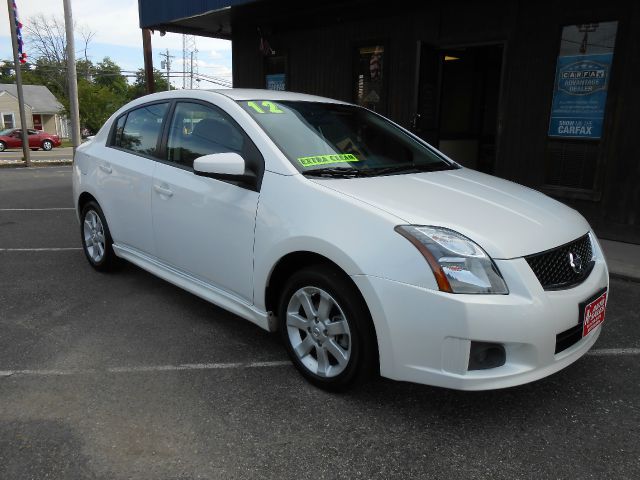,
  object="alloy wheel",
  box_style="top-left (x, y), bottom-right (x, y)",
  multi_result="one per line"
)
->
top-left (286, 286), bottom-right (352, 378)
top-left (83, 210), bottom-right (106, 263)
